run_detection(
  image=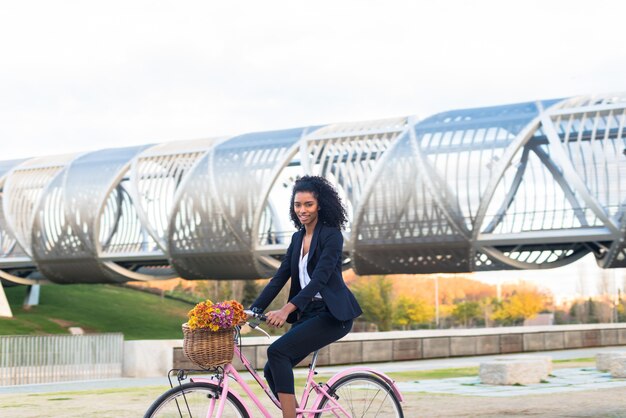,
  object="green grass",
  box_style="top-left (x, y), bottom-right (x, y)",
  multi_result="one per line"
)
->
top-left (386, 367), bottom-right (479, 381)
top-left (378, 358), bottom-right (594, 383)
top-left (0, 284), bottom-right (193, 339)
top-left (554, 357), bottom-right (593, 363)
